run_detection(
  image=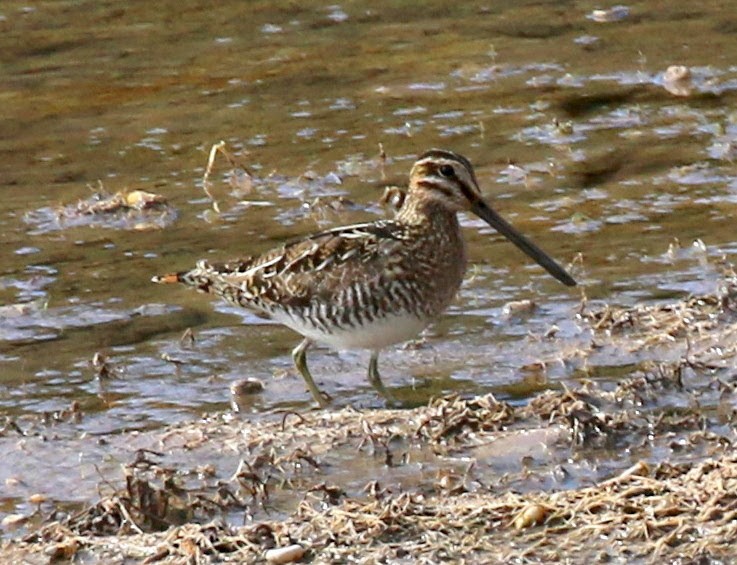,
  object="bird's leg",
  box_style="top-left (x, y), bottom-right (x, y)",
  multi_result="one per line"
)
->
top-left (367, 351), bottom-right (398, 407)
top-left (292, 338), bottom-right (330, 408)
